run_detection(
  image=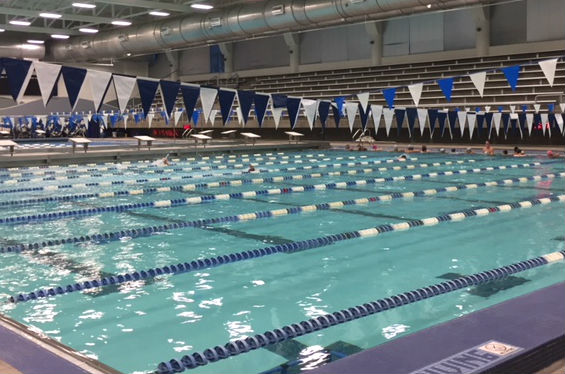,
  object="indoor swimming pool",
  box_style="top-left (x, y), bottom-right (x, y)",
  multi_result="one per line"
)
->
top-left (0, 149), bottom-right (563, 374)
